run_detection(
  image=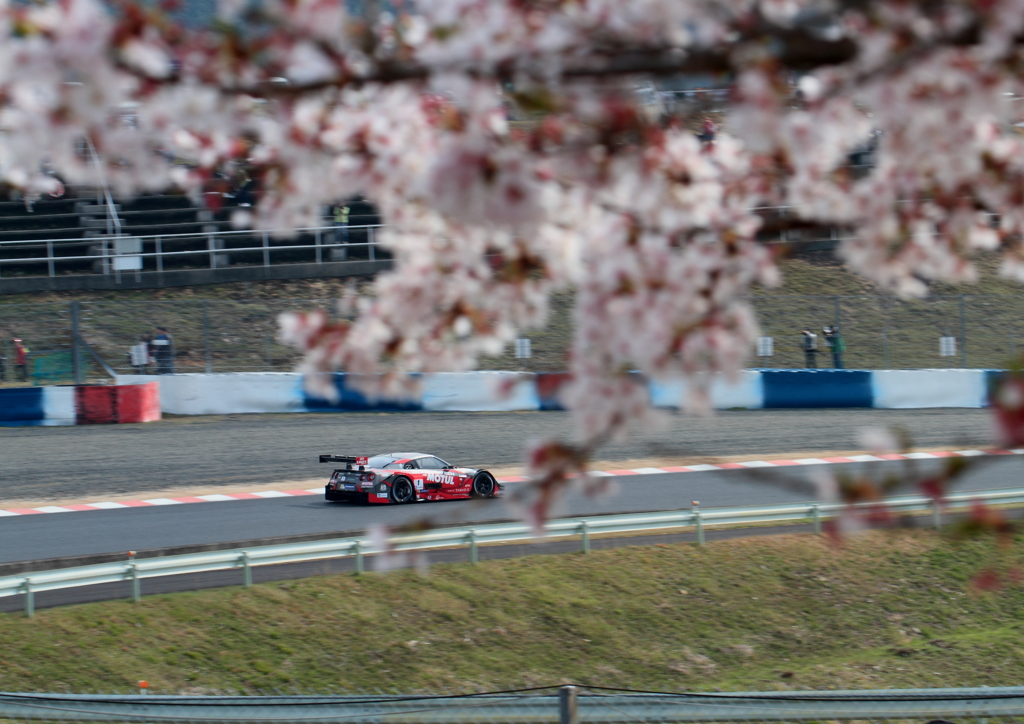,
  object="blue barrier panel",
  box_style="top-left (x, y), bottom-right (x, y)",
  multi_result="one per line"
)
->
top-left (0, 387), bottom-right (45, 424)
top-left (304, 373), bottom-right (423, 412)
top-left (762, 370), bottom-right (873, 408)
